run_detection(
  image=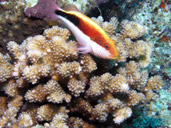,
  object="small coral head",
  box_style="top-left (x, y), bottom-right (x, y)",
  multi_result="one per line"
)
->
top-left (25, 0), bottom-right (61, 21)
